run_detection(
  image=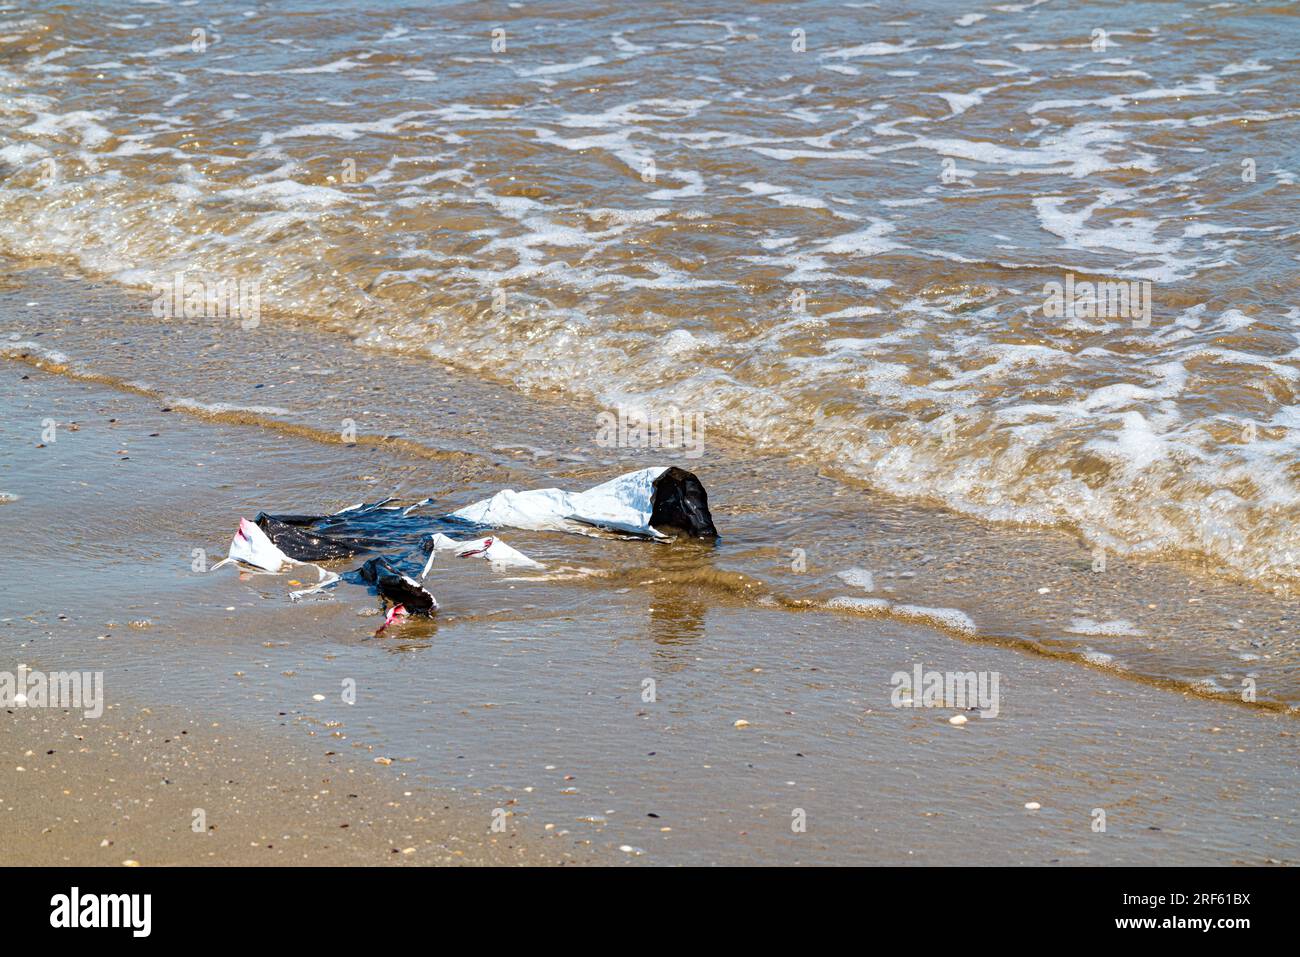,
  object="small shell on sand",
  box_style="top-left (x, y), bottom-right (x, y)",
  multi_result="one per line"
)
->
top-left (948, 714), bottom-right (968, 726)
top-left (1024, 801), bottom-right (1041, 810)
top-left (733, 719), bottom-right (750, 728)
